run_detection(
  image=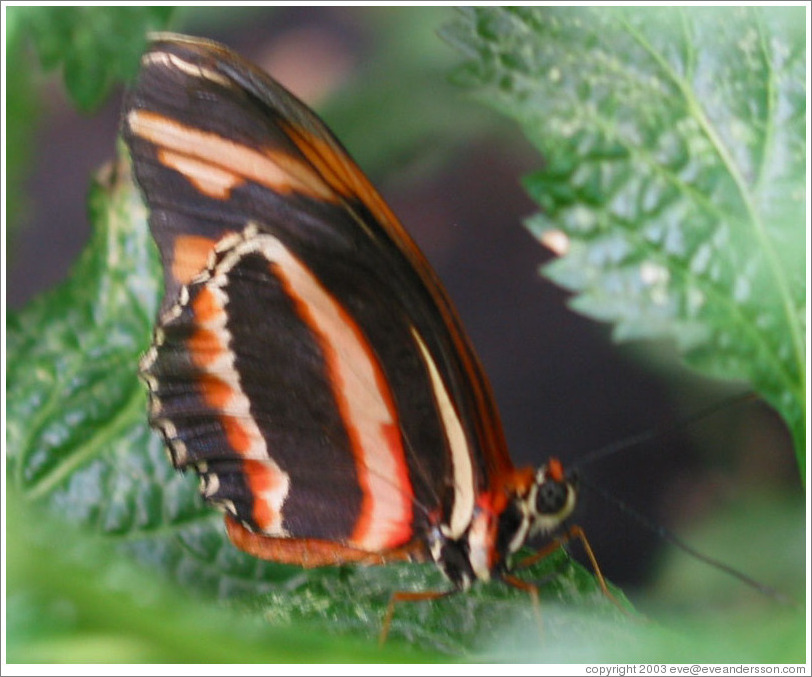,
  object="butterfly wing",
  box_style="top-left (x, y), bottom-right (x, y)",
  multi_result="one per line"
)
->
top-left (125, 34), bottom-right (513, 559)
